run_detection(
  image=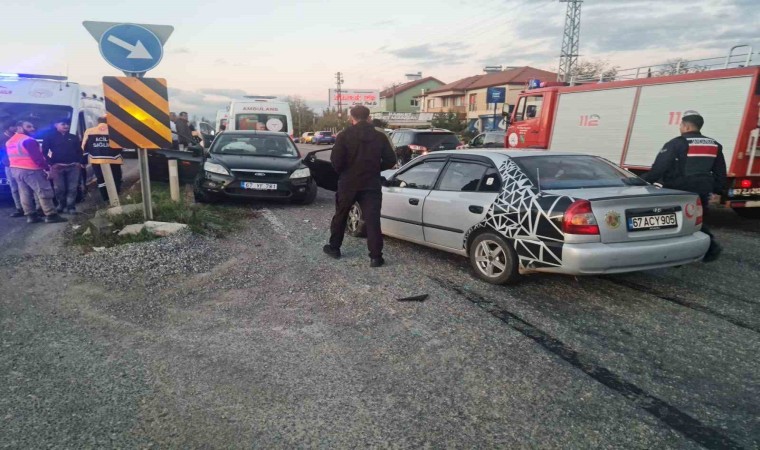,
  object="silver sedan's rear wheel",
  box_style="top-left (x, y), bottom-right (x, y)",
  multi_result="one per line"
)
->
top-left (347, 202), bottom-right (367, 237)
top-left (469, 231), bottom-right (520, 284)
